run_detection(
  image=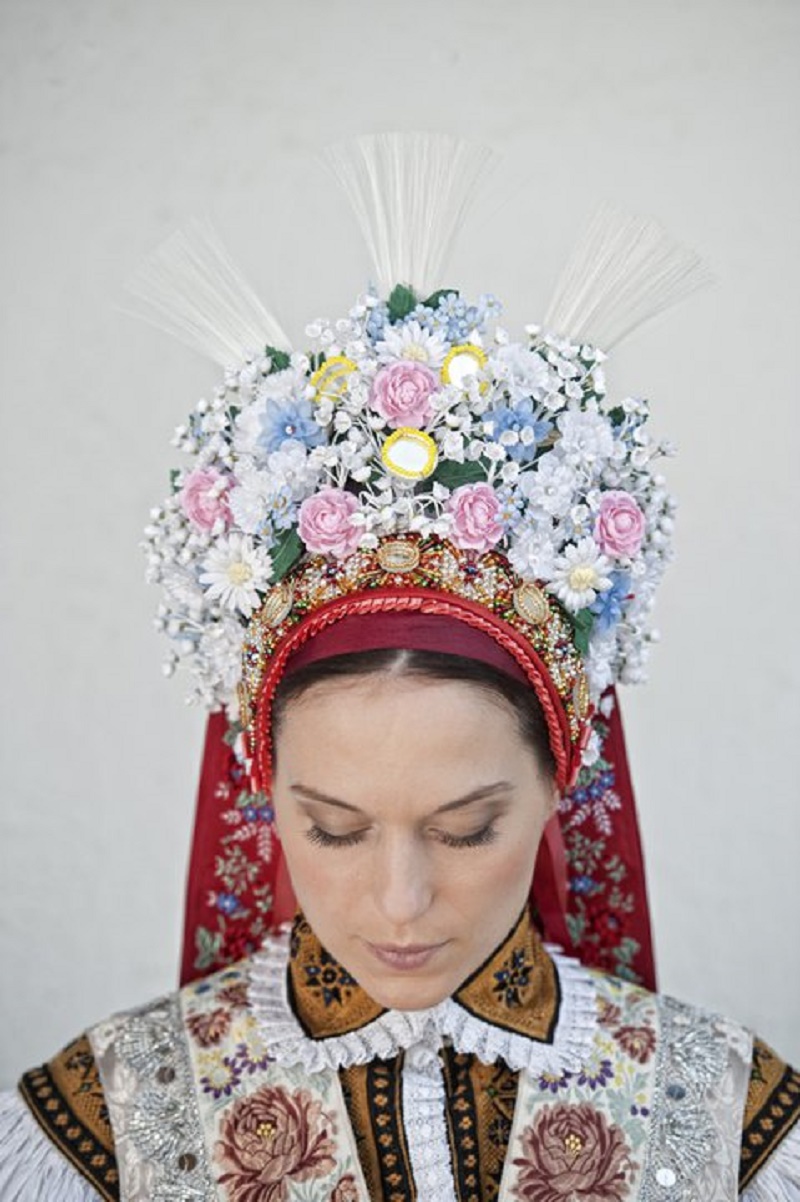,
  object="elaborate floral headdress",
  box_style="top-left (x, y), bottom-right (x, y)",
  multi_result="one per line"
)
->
top-left (135, 134), bottom-right (707, 982)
